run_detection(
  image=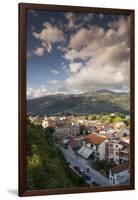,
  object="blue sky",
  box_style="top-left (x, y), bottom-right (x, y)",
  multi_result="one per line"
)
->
top-left (26, 9), bottom-right (130, 99)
